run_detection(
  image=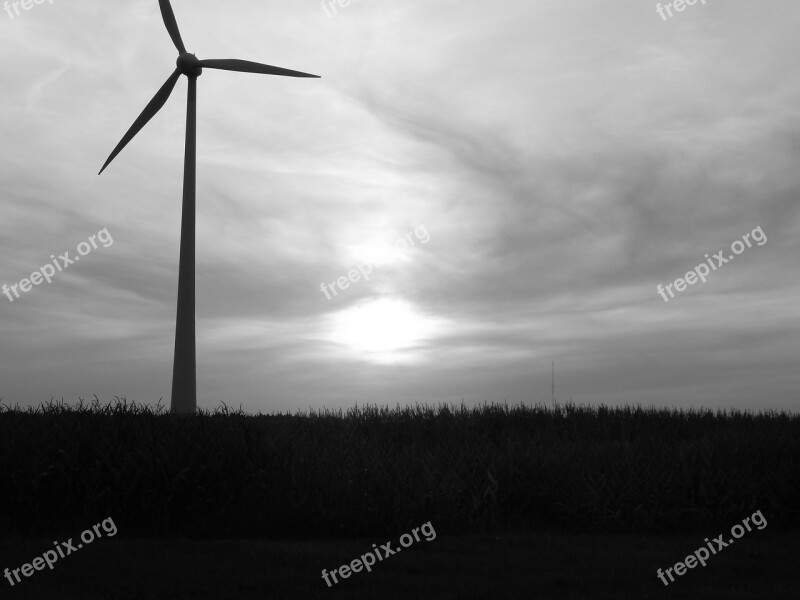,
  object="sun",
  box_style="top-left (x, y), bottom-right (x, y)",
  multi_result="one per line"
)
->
top-left (327, 298), bottom-right (439, 363)
top-left (345, 240), bottom-right (410, 267)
